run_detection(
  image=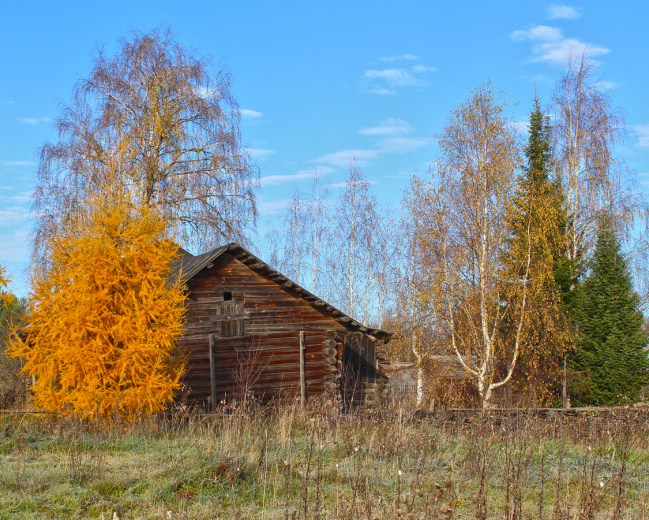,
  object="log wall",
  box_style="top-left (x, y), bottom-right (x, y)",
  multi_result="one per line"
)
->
top-left (178, 252), bottom-right (386, 410)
